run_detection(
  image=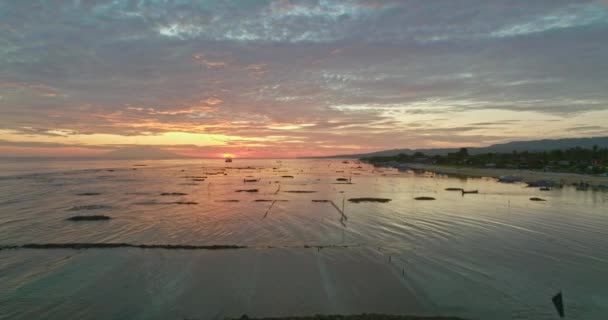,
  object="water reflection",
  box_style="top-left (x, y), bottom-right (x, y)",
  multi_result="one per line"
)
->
top-left (0, 159), bottom-right (607, 319)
